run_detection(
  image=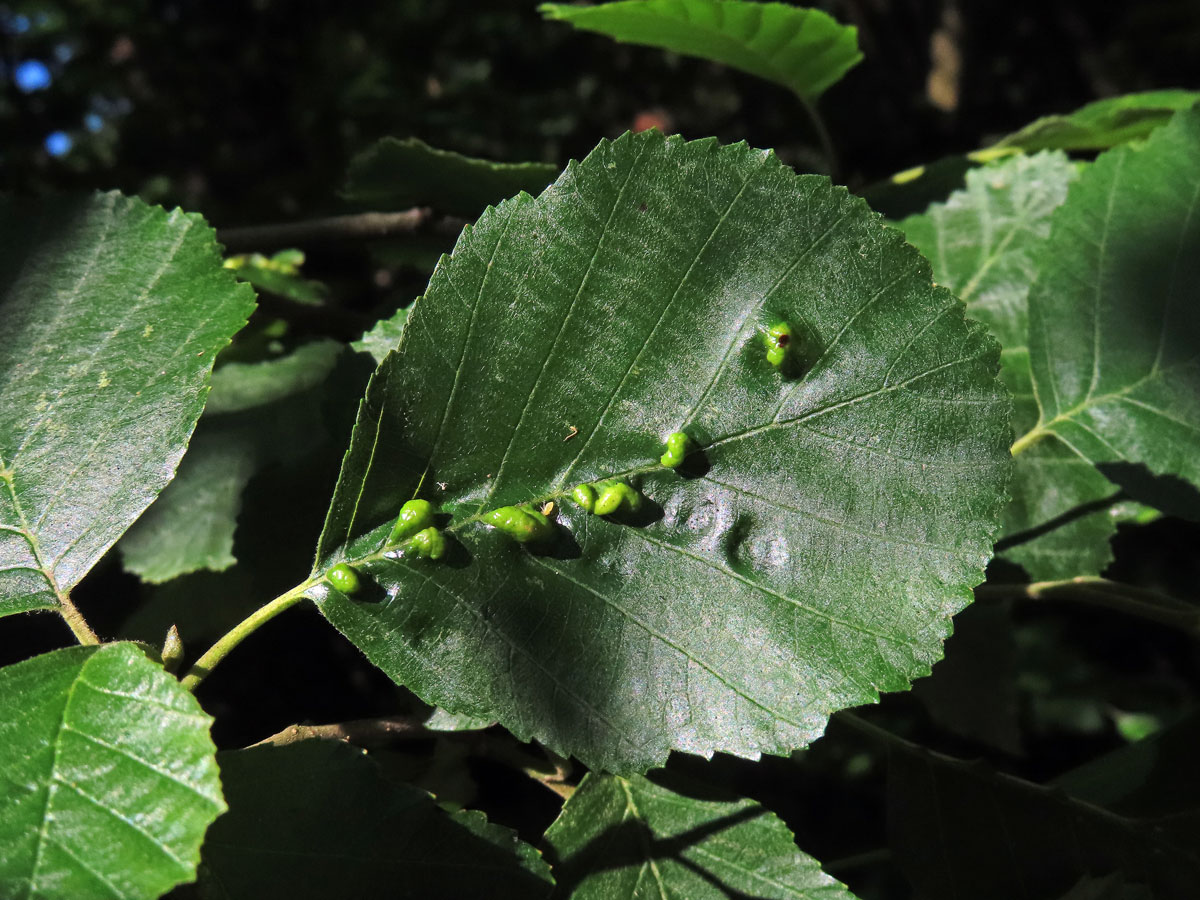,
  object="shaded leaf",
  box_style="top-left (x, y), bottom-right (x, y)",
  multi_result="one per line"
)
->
top-left (0, 192), bottom-right (255, 618)
top-left (912, 600), bottom-right (1020, 754)
top-left (224, 249), bottom-right (327, 306)
top-left (995, 90), bottom-right (1200, 153)
top-left (197, 740), bottom-right (552, 899)
top-left (119, 340), bottom-right (343, 582)
top-left (545, 772), bottom-right (856, 899)
top-left (344, 137), bottom-right (560, 218)
top-left (540, 0), bottom-right (861, 102)
top-left (313, 130), bottom-right (1010, 772)
top-left (900, 152), bottom-right (1123, 579)
top-left (0, 643), bottom-right (224, 900)
top-left (1022, 106), bottom-right (1200, 496)
top-left (354, 305), bottom-right (413, 365)
top-left (887, 742), bottom-right (1199, 900)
